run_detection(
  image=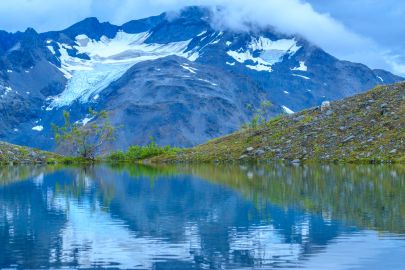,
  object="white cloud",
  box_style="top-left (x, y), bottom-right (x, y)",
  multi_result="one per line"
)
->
top-left (185, 0), bottom-right (404, 76)
top-left (0, 0), bottom-right (92, 31)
